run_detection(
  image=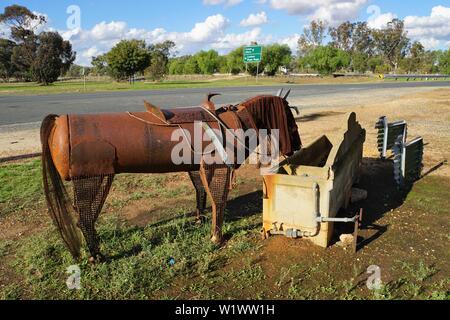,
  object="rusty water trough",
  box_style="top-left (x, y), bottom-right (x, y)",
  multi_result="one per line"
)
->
top-left (262, 112), bottom-right (366, 247)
